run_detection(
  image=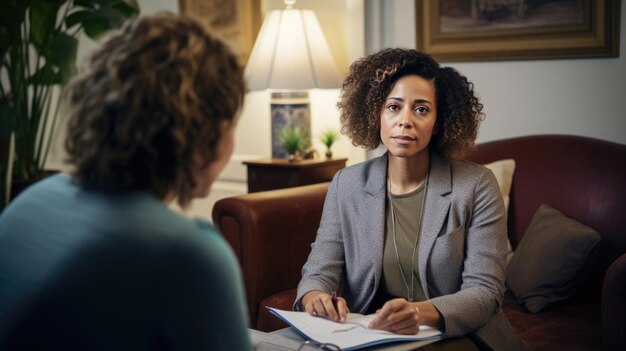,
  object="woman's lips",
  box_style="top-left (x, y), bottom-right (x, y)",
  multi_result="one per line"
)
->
top-left (392, 135), bottom-right (417, 141)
